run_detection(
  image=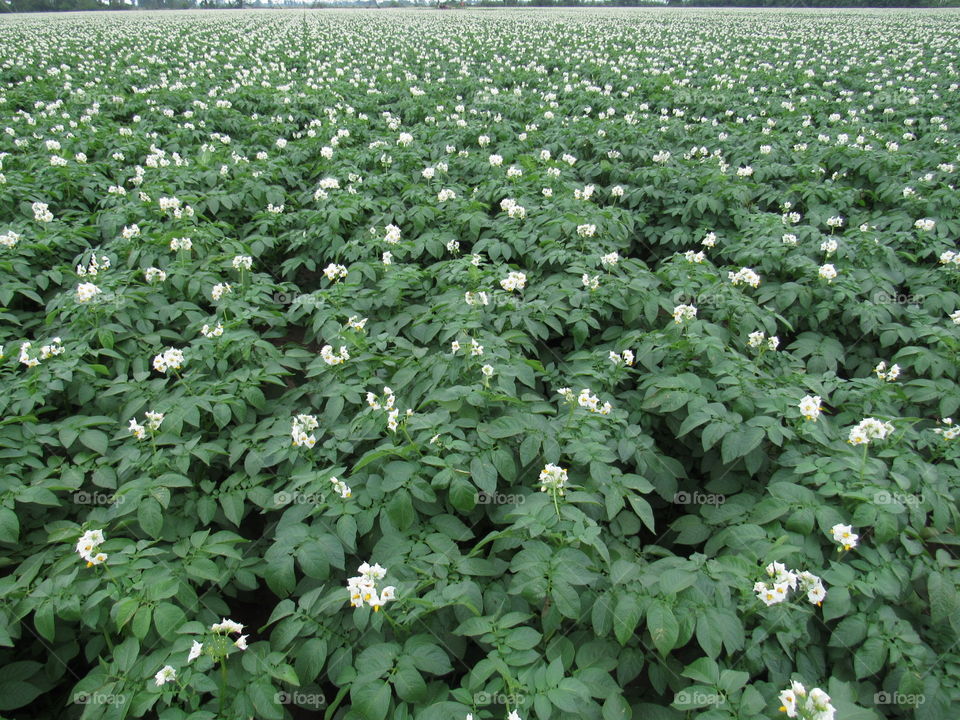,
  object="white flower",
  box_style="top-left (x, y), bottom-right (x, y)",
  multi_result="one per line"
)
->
top-left (673, 304), bottom-right (697, 324)
top-left (188, 641), bottom-right (203, 663)
top-left (232, 255), bottom-right (252, 271)
top-left (234, 635), bottom-right (248, 651)
top-left (600, 252), bottom-right (620, 267)
top-left (701, 232), bottom-right (717, 247)
top-left (76, 528), bottom-right (107, 566)
top-left (488, 154), bottom-right (503, 167)
top-left (728, 267), bottom-right (760, 288)
top-left (0, 230), bottom-right (20, 248)
top-left (539, 464), bottom-right (568, 495)
top-left (170, 237), bottom-right (192, 252)
top-left (211, 283), bottom-right (232, 301)
top-left (153, 347), bottom-right (185, 374)
top-left (831, 524), bottom-right (858, 551)
top-left (481, 364), bottom-right (494, 377)
top-left (582, 274), bottom-right (600, 291)
top-left (914, 218), bottom-right (935, 231)
top-left (847, 417), bottom-right (894, 445)
top-left (32, 201), bottom-right (54, 223)
top-left (75, 283), bottom-right (102, 304)
top-left (382, 251), bottom-right (393, 266)
top-left (826, 215), bottom-right (844, 228)
top-left (201, 322), bottom-right (223, 338)
top-left (577, 224), bottom-right (596, 237)
top-left (347, 562), bottom-right (394, 611)
top-left (154, 666), bottom-right (176, 687)
top-left (320, 345), bottom-right (350, 367)
top-left (798, 395), bottom-right (822, 421)
top-left (782, 233), bottom-right (798, 245)
top-left (818, 264), bottom-right (837, 282)
top-left (874, 361), bottom-right (900, 382)
top-left (820, 239), bottom-right (838, 254)
top-left (323, 263), bottom-right (348, 282)
top-left (500, 271), bottom-right (527, 292)
top-left (384, 224), bottom-right (402, 244)
top-left (210, 618), bottom-right (244, 634)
